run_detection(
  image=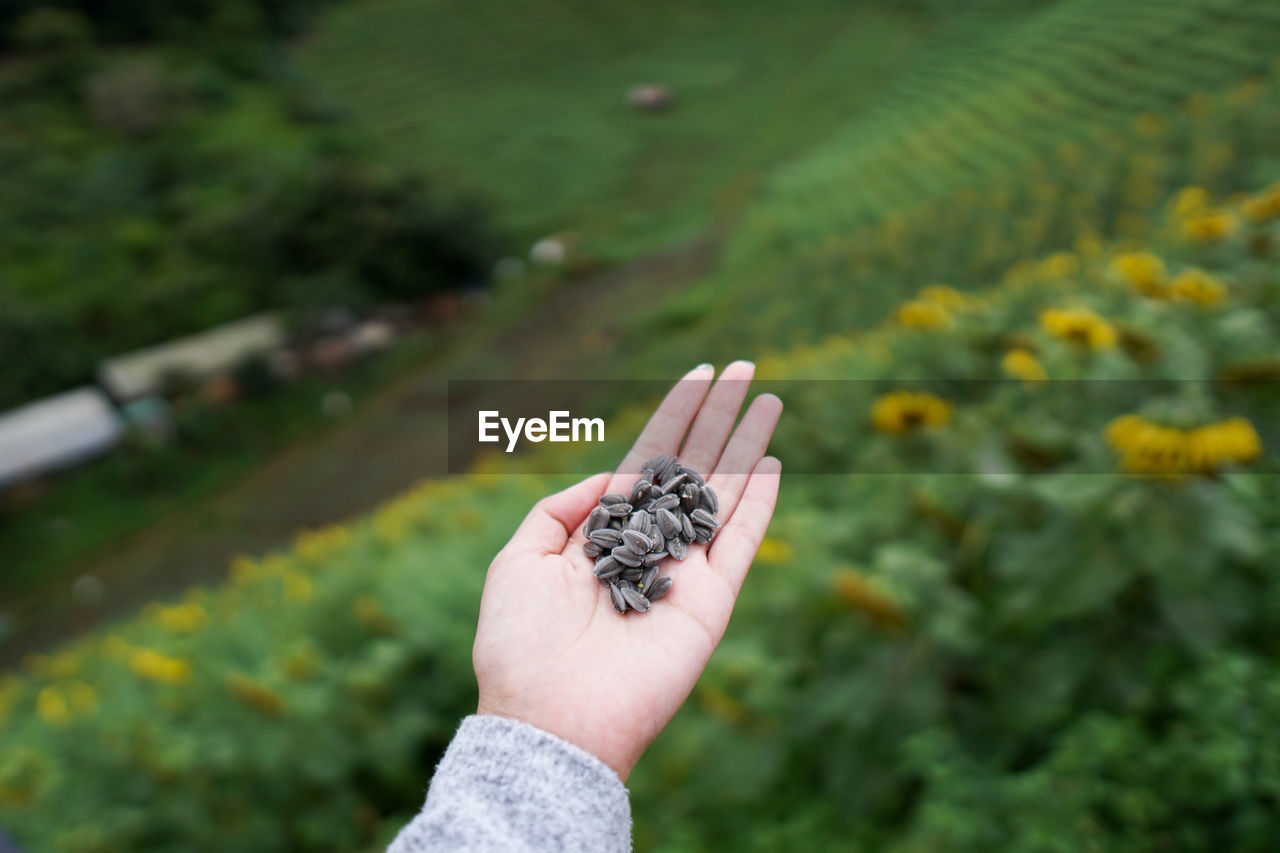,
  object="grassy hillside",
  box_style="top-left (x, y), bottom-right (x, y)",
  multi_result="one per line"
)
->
top-left (298, 0), bottom-right (931, 257)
